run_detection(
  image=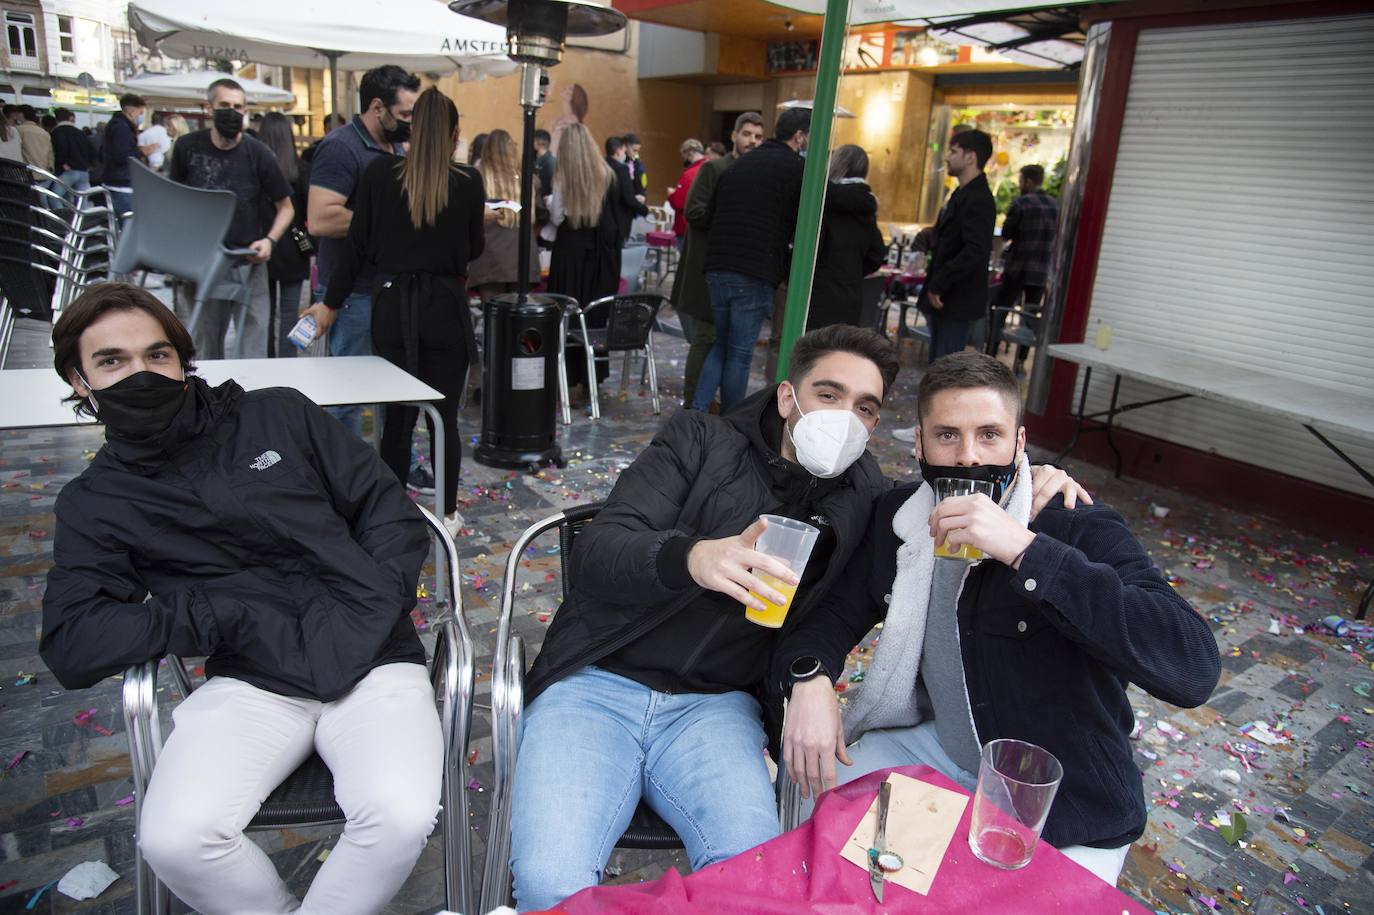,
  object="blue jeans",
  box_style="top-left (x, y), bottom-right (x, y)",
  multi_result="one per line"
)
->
top-left (318, 288), bottom-right (373, 437)
top-left (928, 312), bottom-right (973, 363)
top-left (103, 186), bottom-right (133, 230)
top-left (56, 169), bottom-right (89, 206)
top-left (510, 667), bottom-right (780, 912)
top-left (694, 271), bottom-right (774, 411)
